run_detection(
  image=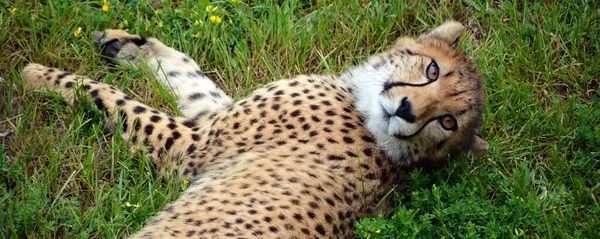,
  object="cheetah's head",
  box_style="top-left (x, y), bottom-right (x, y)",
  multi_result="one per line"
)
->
top-left (351, 21), bottom-right (488, 166)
